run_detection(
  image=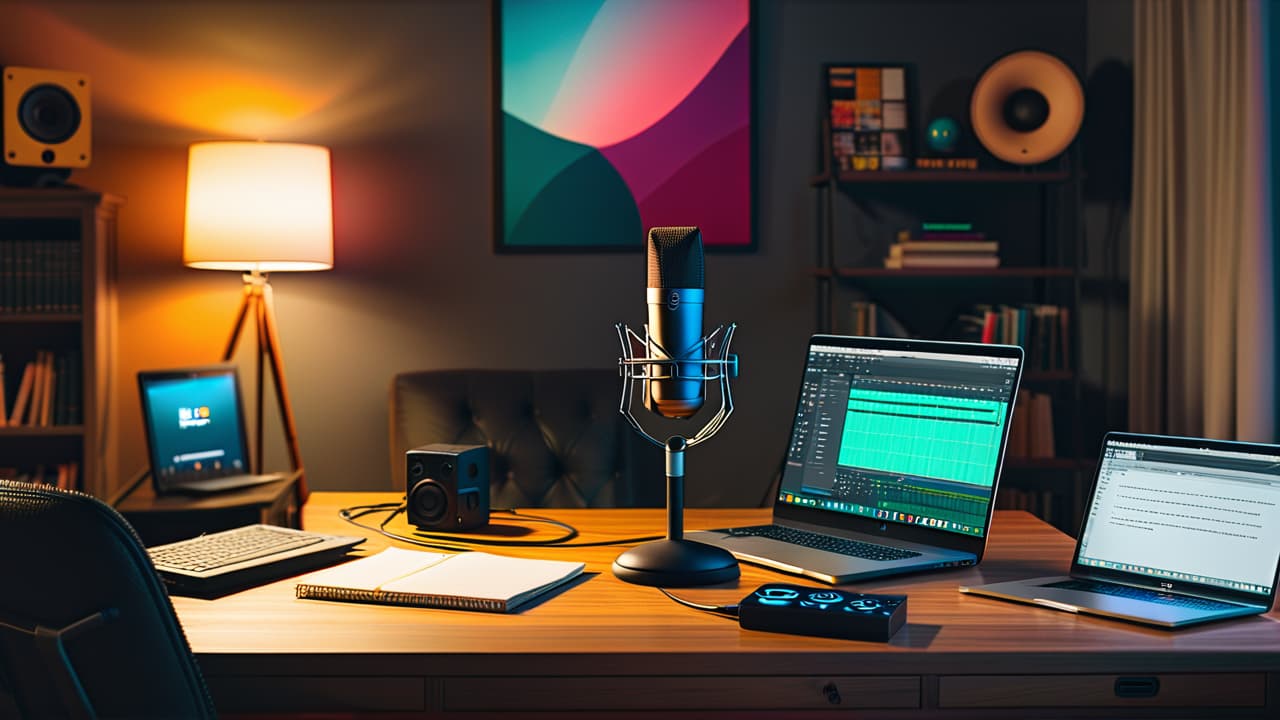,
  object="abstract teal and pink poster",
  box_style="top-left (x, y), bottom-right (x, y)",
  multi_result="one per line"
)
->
top-left (497, 0), bottom-right (752, 251)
